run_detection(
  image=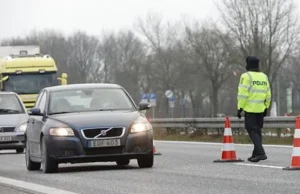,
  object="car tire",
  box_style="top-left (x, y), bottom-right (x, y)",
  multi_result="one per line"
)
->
top-left (41, 137), bottom-right (58, 173)
top-left (137, 152), bottom-right (154, 168)
top-left (16, 148), bottom-right (24, 154)
top-left (25, 141), bottom-right (41, 171)
top-left (116, 159), bottom-right (130, 166)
